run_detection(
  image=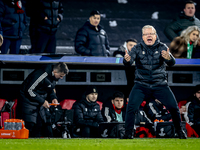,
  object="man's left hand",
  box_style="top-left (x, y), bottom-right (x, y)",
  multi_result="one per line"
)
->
top-left (161, 48), bottom-right (171, 60)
